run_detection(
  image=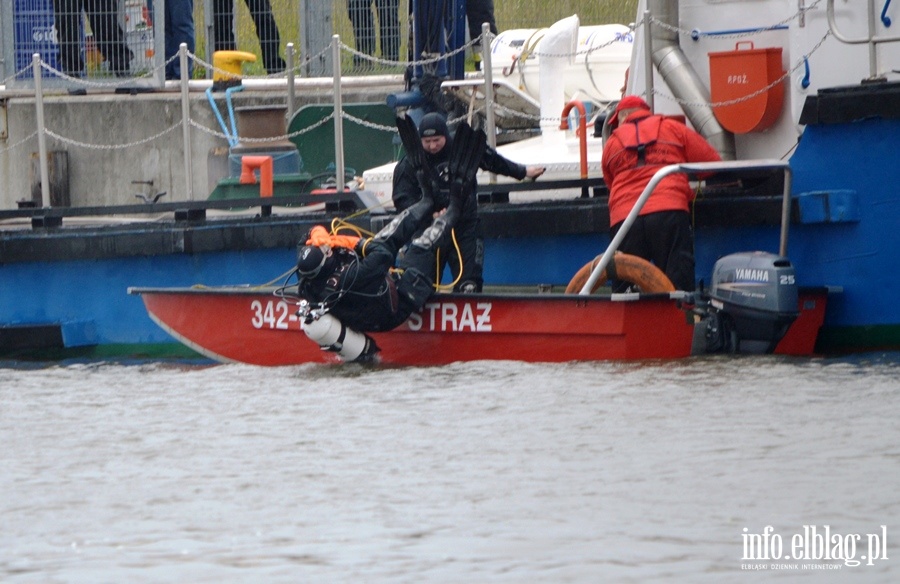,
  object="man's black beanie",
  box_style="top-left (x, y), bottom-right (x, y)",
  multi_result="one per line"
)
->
top-left (418, 113), bottom-right (449, 139)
